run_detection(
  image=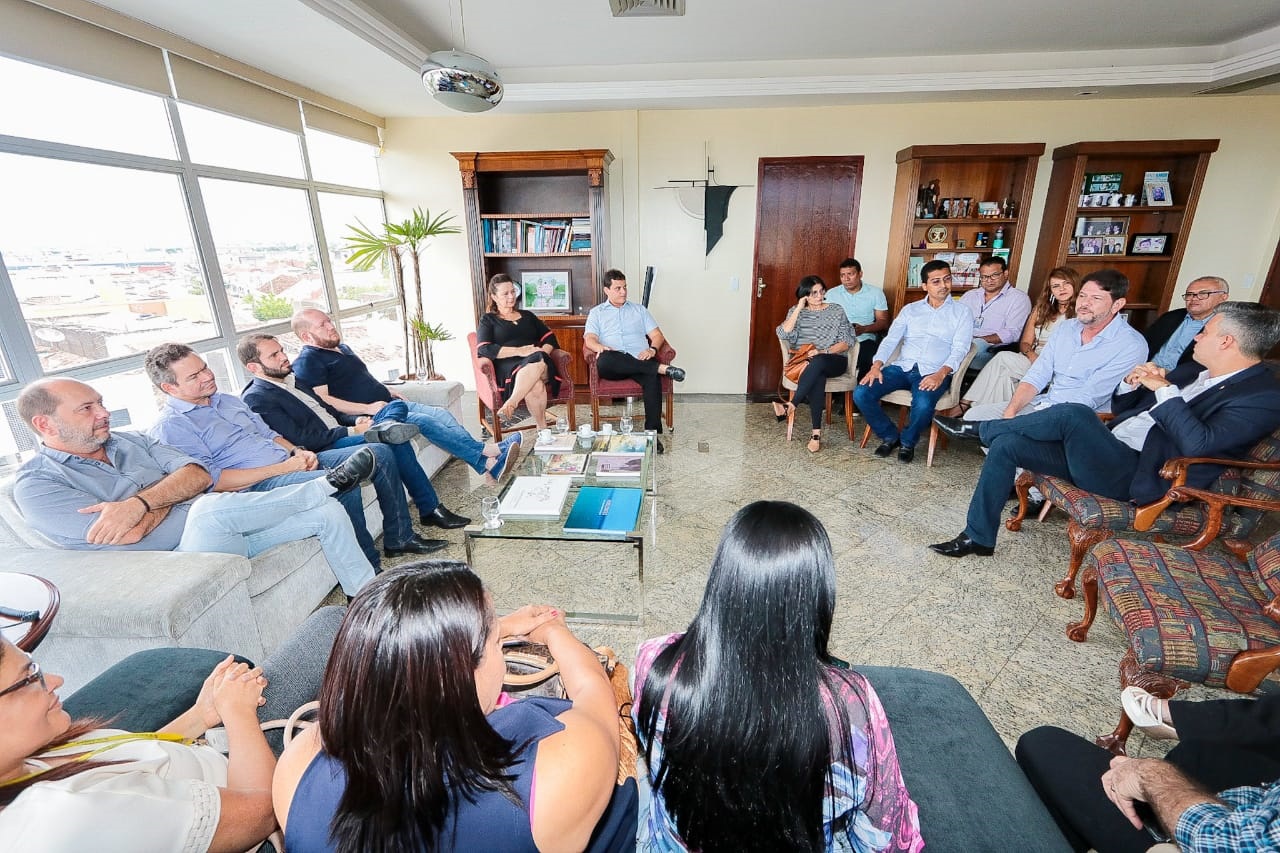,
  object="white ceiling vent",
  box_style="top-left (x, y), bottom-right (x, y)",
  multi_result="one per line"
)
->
top-left (610, 0), bottom-right (685, 17)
